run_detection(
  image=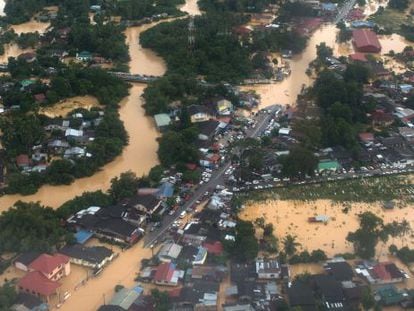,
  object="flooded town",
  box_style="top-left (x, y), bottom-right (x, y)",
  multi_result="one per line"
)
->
top-left (0, 0), bottom-right (413, 310)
